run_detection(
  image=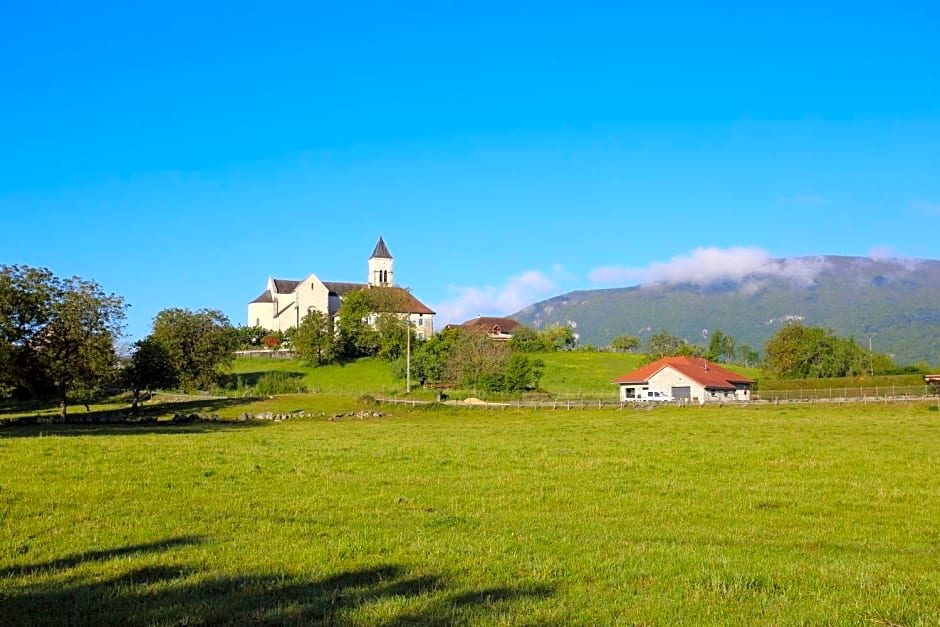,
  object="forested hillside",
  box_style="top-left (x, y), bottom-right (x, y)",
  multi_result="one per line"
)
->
top-left (514, 256), bottom-right (940, 365)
